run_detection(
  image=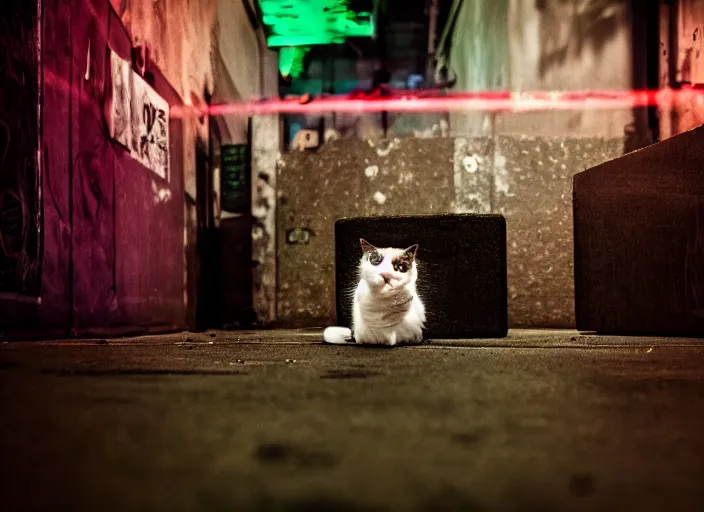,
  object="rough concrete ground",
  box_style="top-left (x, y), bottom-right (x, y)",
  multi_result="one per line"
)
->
top-left (1, 329), bottom-right (704, 511)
